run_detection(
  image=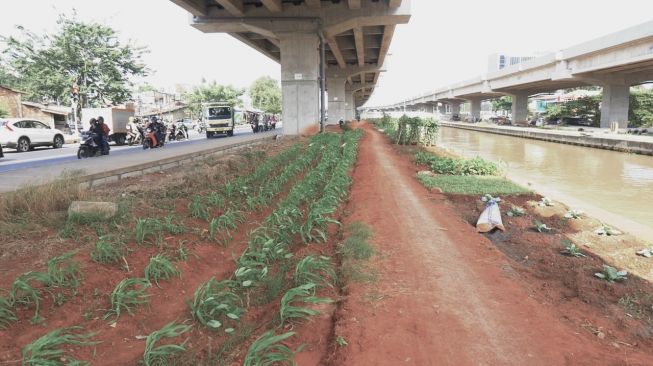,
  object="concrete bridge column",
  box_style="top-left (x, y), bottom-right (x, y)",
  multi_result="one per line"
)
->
top-left (450, 101), bottom-right (461, 116)
top-left (327, 76), bottom-right (346, 125)
top-left (279, 32), bottom-right (319, 135)
top-left (600, 83), bottom-right (630, 129)
top-left (345, 91), bottom-right (355, 121)
top-left (511, 93), bottom-right (529, 124)
top-left (469, 98), bottom-right (482, 121)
